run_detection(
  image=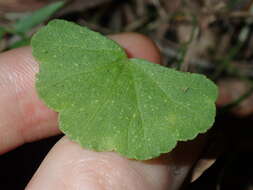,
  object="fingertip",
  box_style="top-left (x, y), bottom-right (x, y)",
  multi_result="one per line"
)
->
top-left (109, 33), bottom-right (162, 65)
top-left (0, 46), bottom-right (59, 154)
top-left (27, 137), bottom-right (171, 190)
